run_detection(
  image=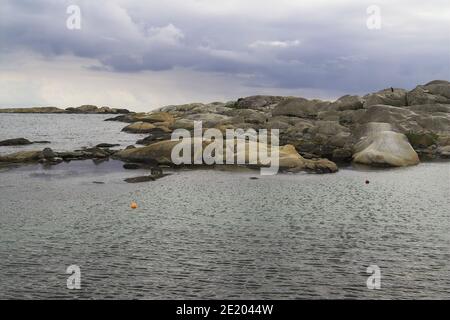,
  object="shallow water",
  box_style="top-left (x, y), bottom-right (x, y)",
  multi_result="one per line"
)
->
top-left (0, 159), bottom-right (449, 299)
top-left (0, 114), bottom-right (145, 154)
